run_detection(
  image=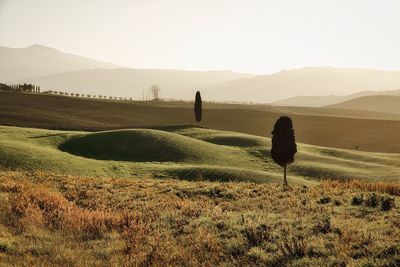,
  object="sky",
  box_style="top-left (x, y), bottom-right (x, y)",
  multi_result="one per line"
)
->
top-left (1, 0), bottom-right (400, 74)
